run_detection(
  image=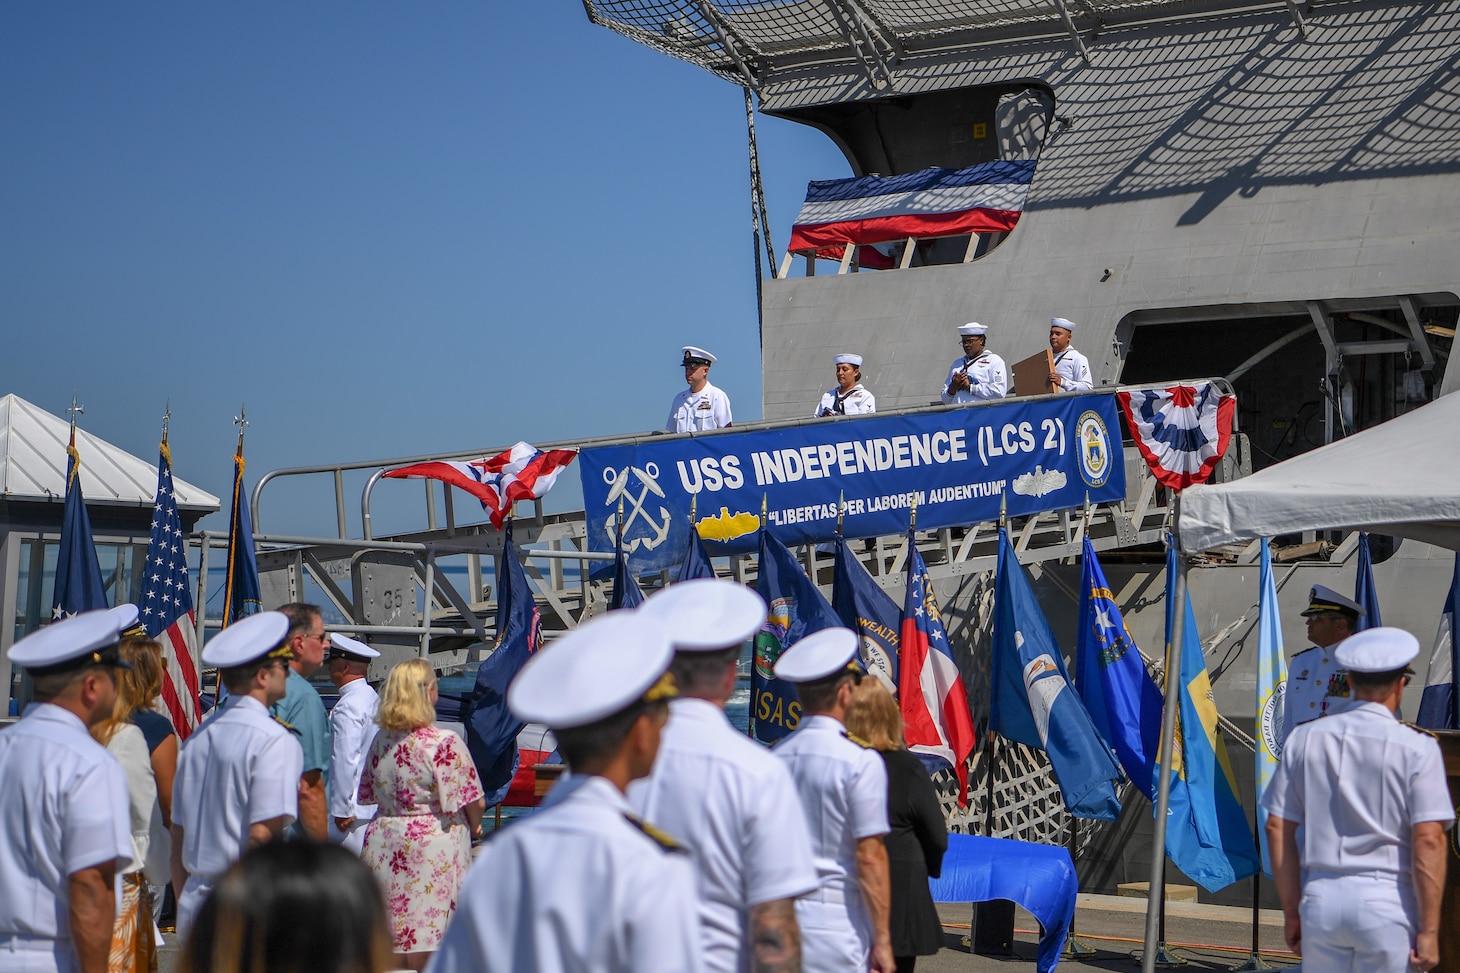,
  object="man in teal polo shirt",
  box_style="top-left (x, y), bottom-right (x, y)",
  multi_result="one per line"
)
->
top-left (271, 602), bottom-right (331, 841)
